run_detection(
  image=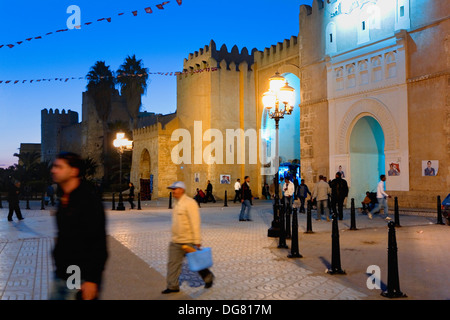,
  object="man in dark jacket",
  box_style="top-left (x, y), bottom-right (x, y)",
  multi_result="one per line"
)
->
top-left (49, 152), bottom-right (108, 300)
top-left (205, 180), bottom-right (216, 203)
top-left (329, 172), bottom-right (349, 220)
top-left (7, 181), bottom-right (24, 221)
top-left (239, 176), bottom-right (253, 221)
